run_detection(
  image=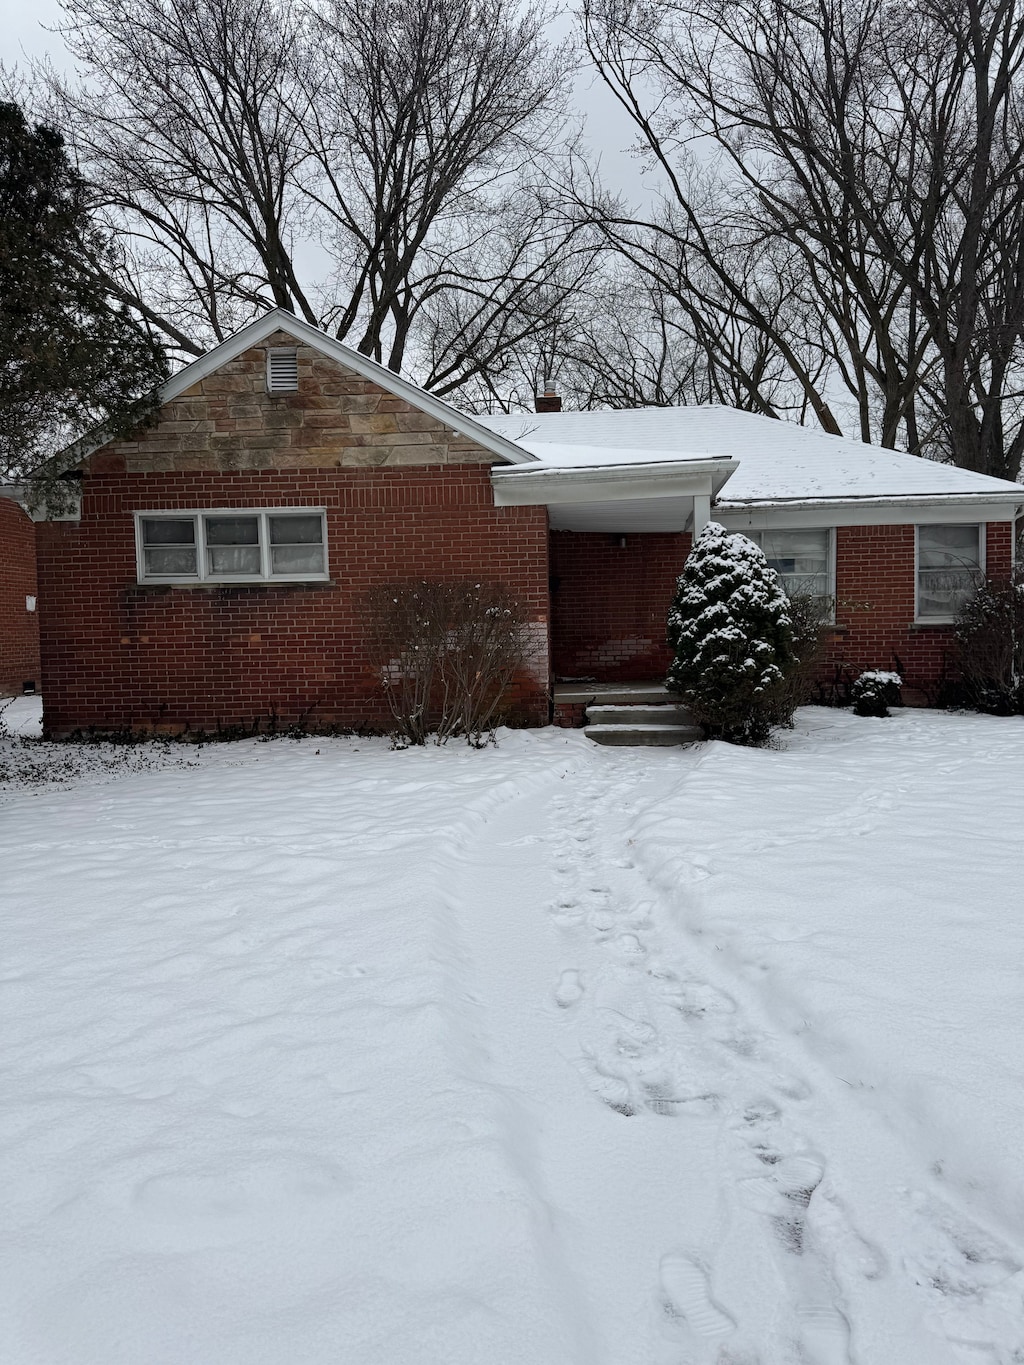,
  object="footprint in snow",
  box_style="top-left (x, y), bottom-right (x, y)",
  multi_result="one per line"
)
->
top-left (814, 1190), bottom-right (888, 1282)
top-left (739, 1152), bottom-right (826, 1256)
top-left (734, 1147), bottom-right (854, 1362)
top-left (906, 1193), bottom-right (1024, 1360)
top-left (554, 969), bottom-right (584, 1008)
top-left (659, 1252), bottom-right (735, 1338)
top-left (742, 1153), bottom-right (826, 1210)
top-left (794, 1302), bottom-right (853, 1365)
top-left (548, 896), bottom-right (582, 925)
